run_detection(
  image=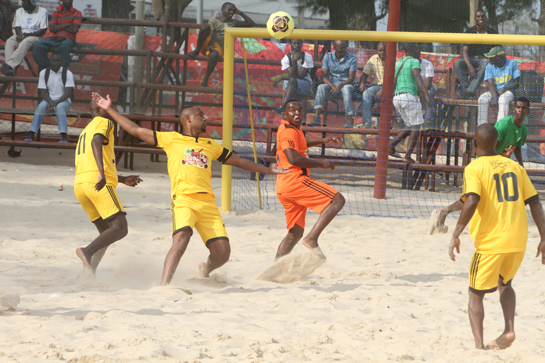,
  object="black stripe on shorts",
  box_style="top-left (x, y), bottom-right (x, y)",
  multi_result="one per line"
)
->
top-left (302, 177), bottom-right (336, 199)
top-left (469, 252), bottom-right (482, 289)
top-left (106, 186), bottom-right (123, 212)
